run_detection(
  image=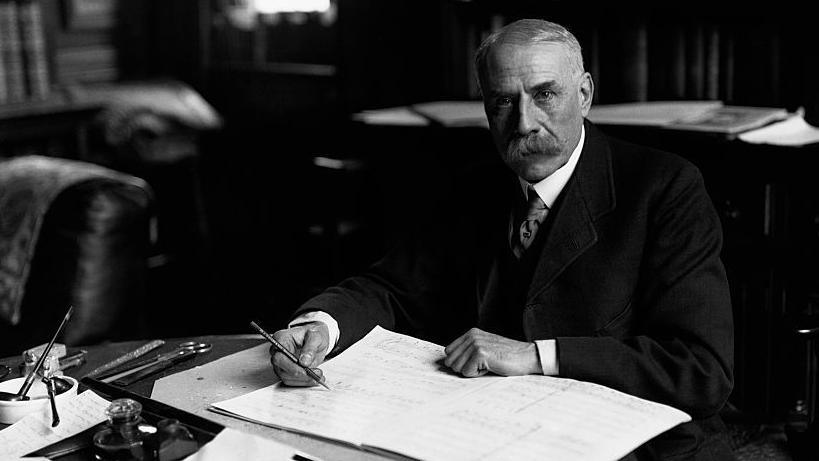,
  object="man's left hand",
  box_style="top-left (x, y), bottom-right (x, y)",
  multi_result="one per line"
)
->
top-left (443, 328), bottom-right (541, 377)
